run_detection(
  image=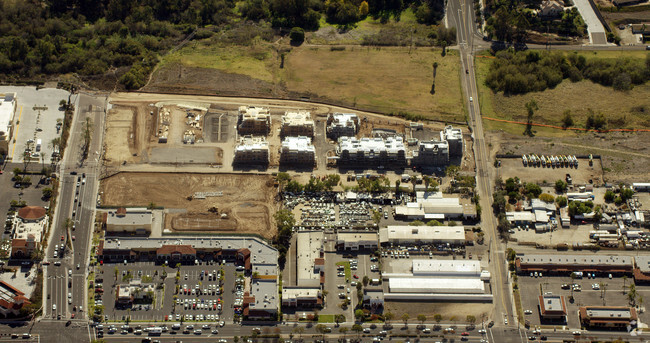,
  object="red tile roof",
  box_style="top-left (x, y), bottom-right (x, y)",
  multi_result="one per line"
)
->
top-left (156, 245), bottom-right (196, 255)
top-left (17, 206), bottom-right (46, 220)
